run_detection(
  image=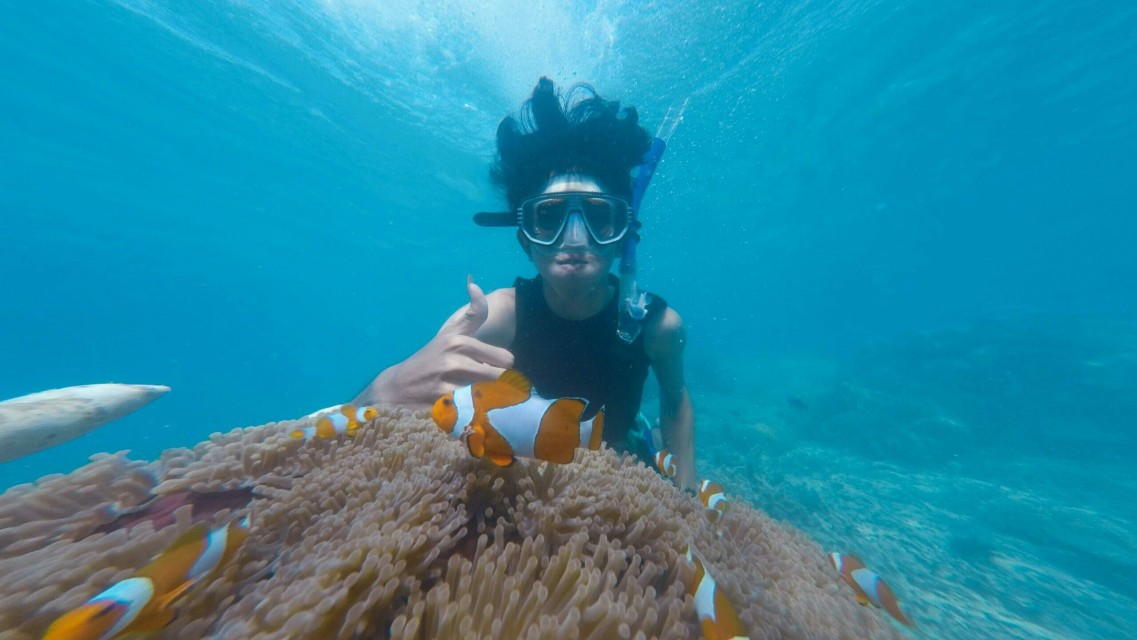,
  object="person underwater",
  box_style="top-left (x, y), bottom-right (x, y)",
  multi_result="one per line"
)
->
top-left (43, 515), bottom-right (251, 640)
top-left (432, 369), bottom-right (603, 466)
top-left (353, 77), bottom-right (697, 490)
